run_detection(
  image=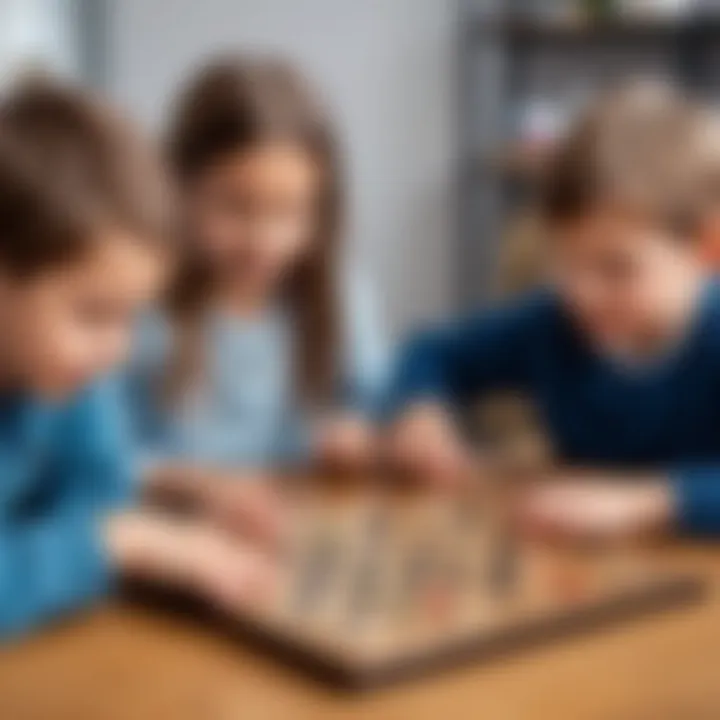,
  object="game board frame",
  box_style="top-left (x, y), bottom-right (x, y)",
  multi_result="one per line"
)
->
top-left (136, 477), bottom-right (709, 691)
top-left (217, 572), bottom-right (705, 691)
